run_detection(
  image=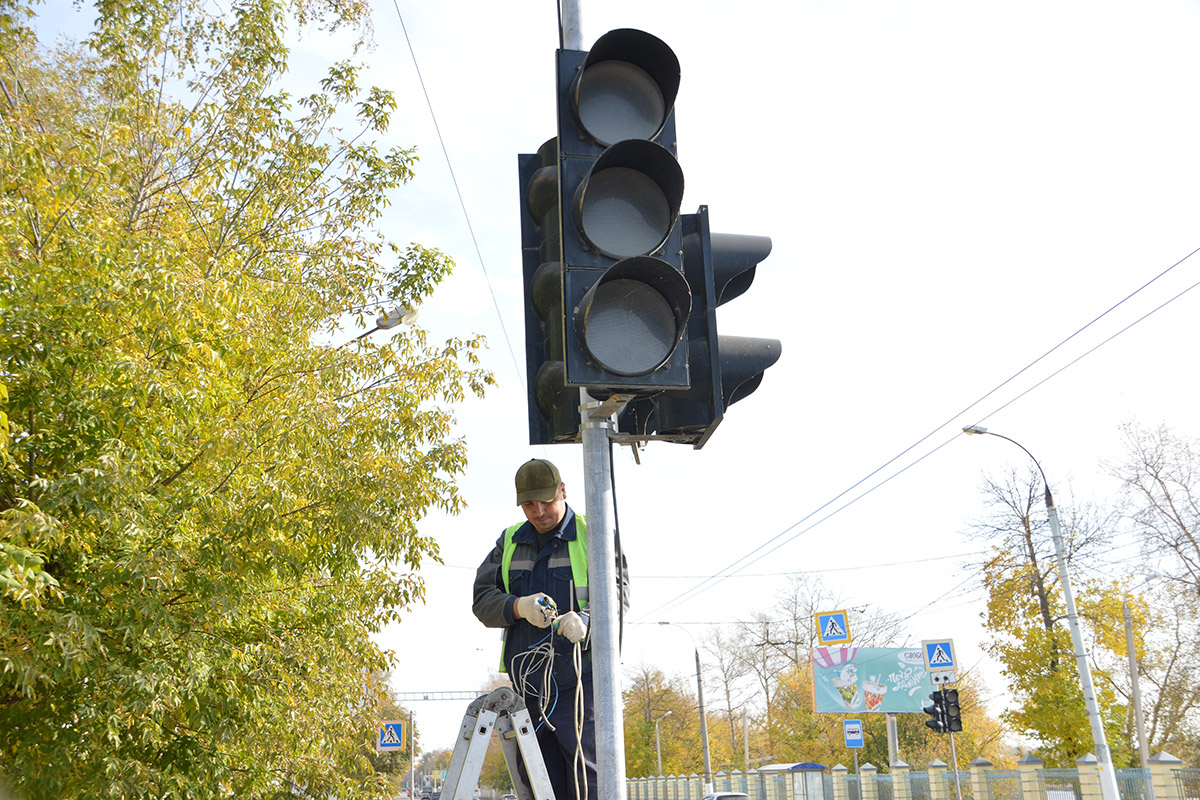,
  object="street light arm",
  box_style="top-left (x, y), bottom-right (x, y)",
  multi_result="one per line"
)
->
top-left (963, 426), bottom-right (1054, 507)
